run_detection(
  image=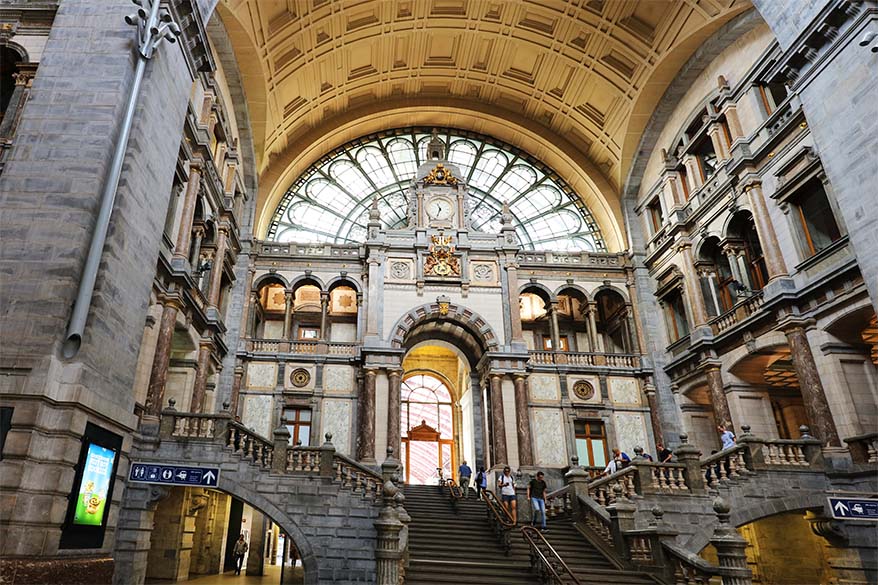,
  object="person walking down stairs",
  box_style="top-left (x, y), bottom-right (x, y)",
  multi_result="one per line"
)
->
top-left (498, 466), bottom-right (517, 524)
top-left (527, 471), bottom-right (548, 531)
